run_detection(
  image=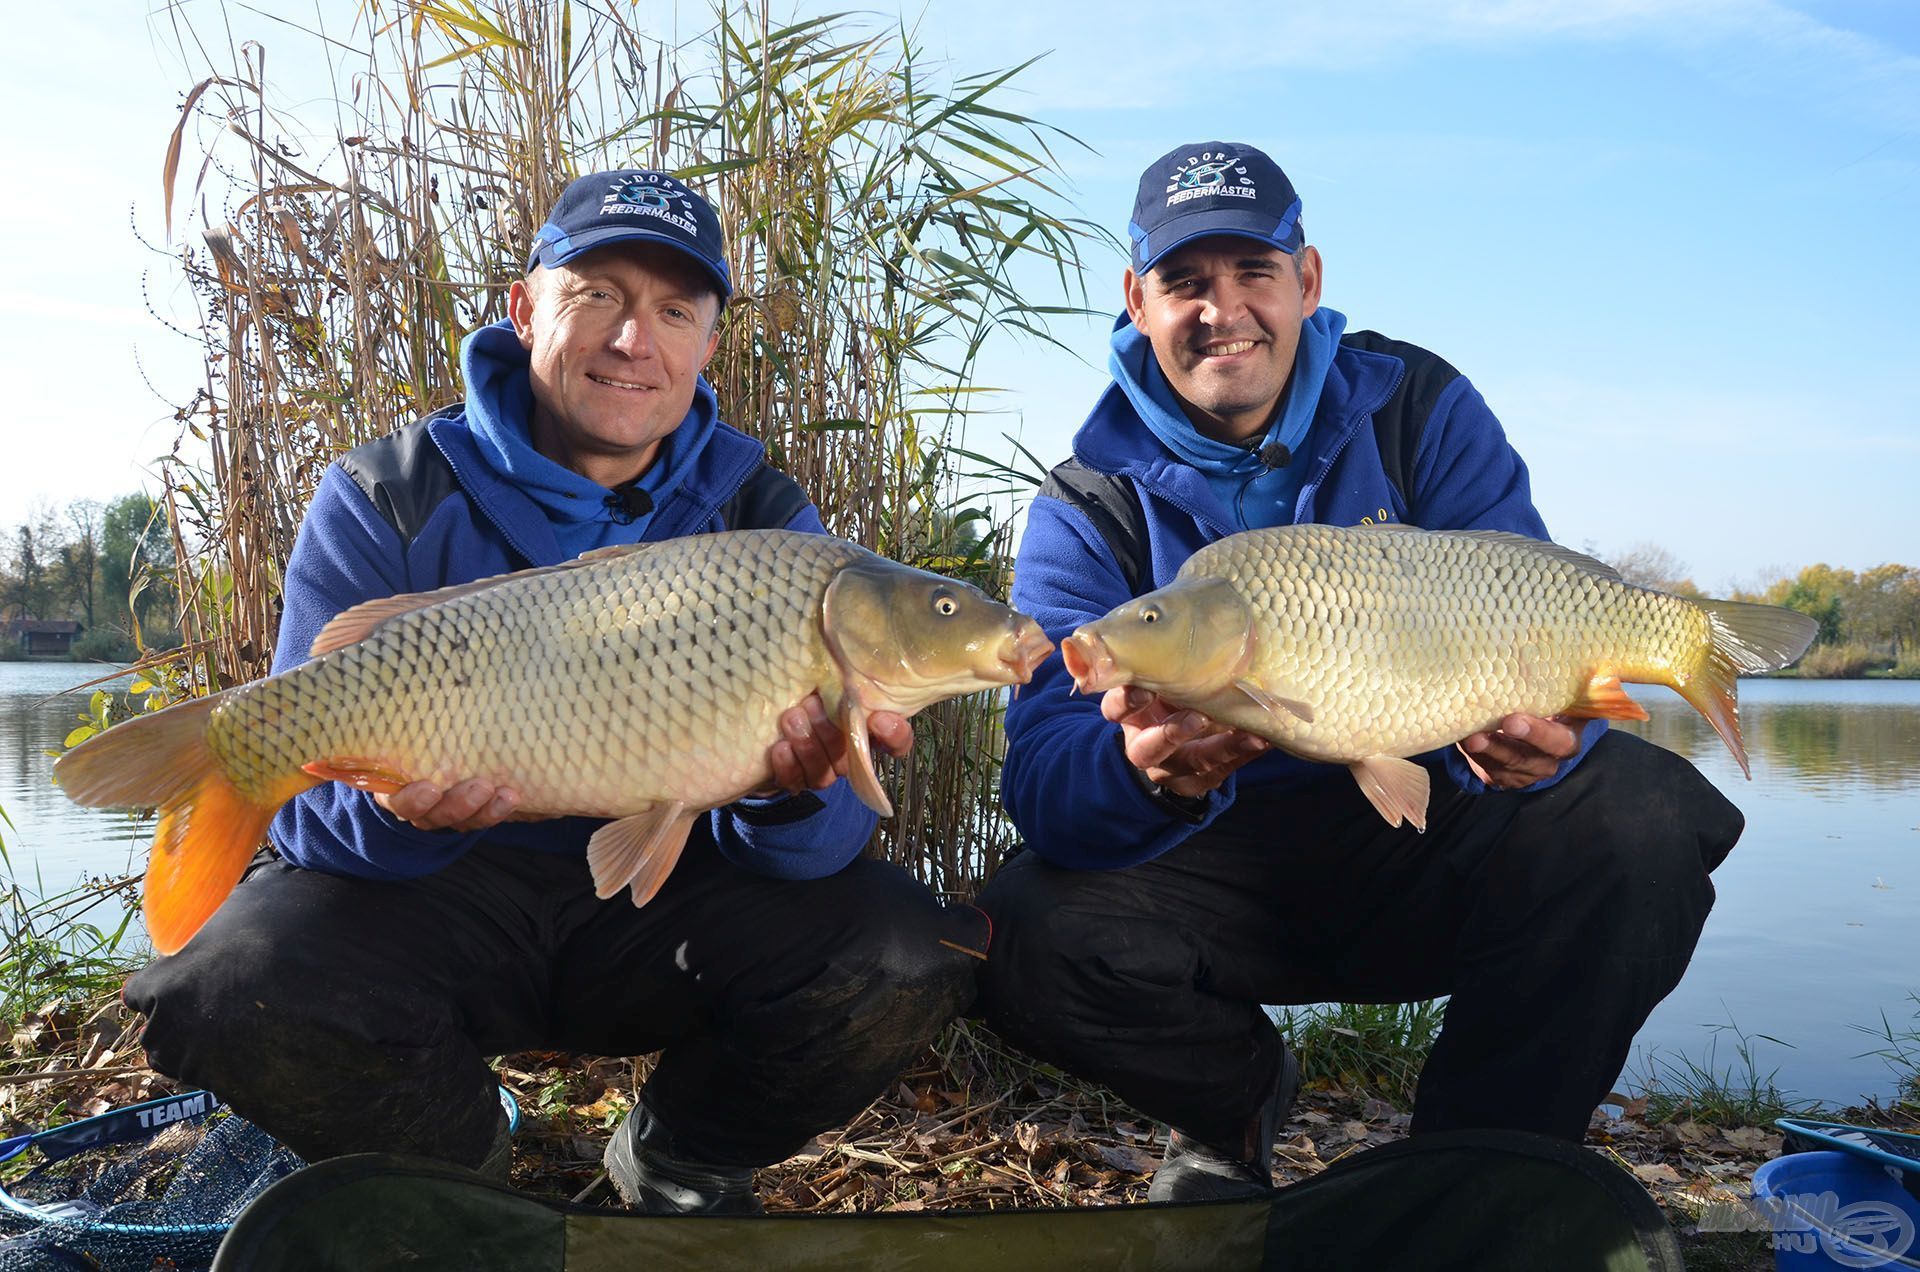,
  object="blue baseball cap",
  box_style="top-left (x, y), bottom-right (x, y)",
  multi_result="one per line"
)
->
top-left (1128, 142), bottom-right (1303, 275)
top-left (526, 169), bottom-right (732, 300)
